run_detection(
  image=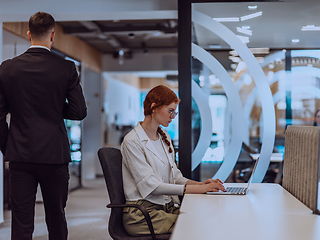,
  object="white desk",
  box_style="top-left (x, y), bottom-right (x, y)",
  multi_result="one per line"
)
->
top-left (170, 183), bottom-right (320, 240)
